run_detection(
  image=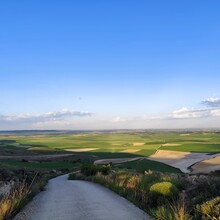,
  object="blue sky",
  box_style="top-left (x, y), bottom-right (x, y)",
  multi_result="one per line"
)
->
top-left (0, 1), bottom-right (220, 130)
